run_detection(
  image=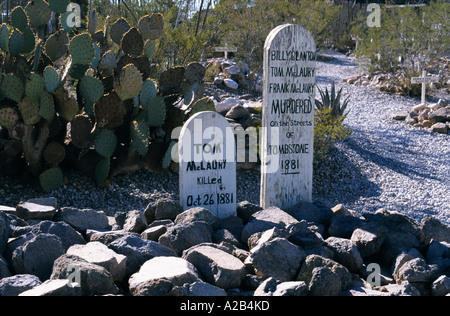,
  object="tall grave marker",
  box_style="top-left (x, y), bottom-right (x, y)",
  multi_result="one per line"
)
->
top-left (179, 111), bottom-right (236, 219)
top-left (260, 24), bottom-right (316, 210)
